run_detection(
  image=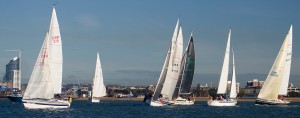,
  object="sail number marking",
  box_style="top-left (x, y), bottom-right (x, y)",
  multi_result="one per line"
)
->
top-left (52, 36), bottom-right (60, 44)
top-left (270, 71), bottom-right (279, 77)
